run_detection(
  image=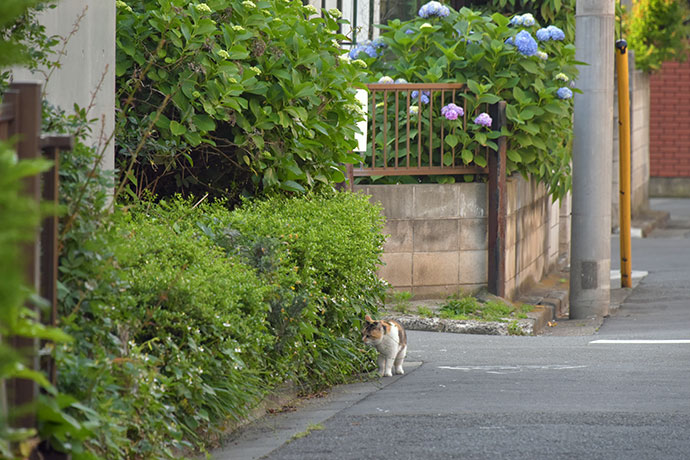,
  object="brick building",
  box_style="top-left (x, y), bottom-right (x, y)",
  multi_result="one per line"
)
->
top-left (649, 60), bottom-right (690, 196)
